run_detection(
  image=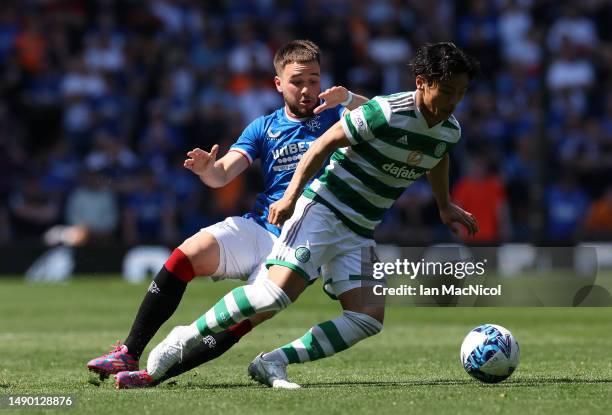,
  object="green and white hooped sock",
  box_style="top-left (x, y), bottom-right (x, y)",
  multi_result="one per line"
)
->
top-left (263, 310), bottom-right (383, 364)
top-left (193, 279), bottom-right (291, 337)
